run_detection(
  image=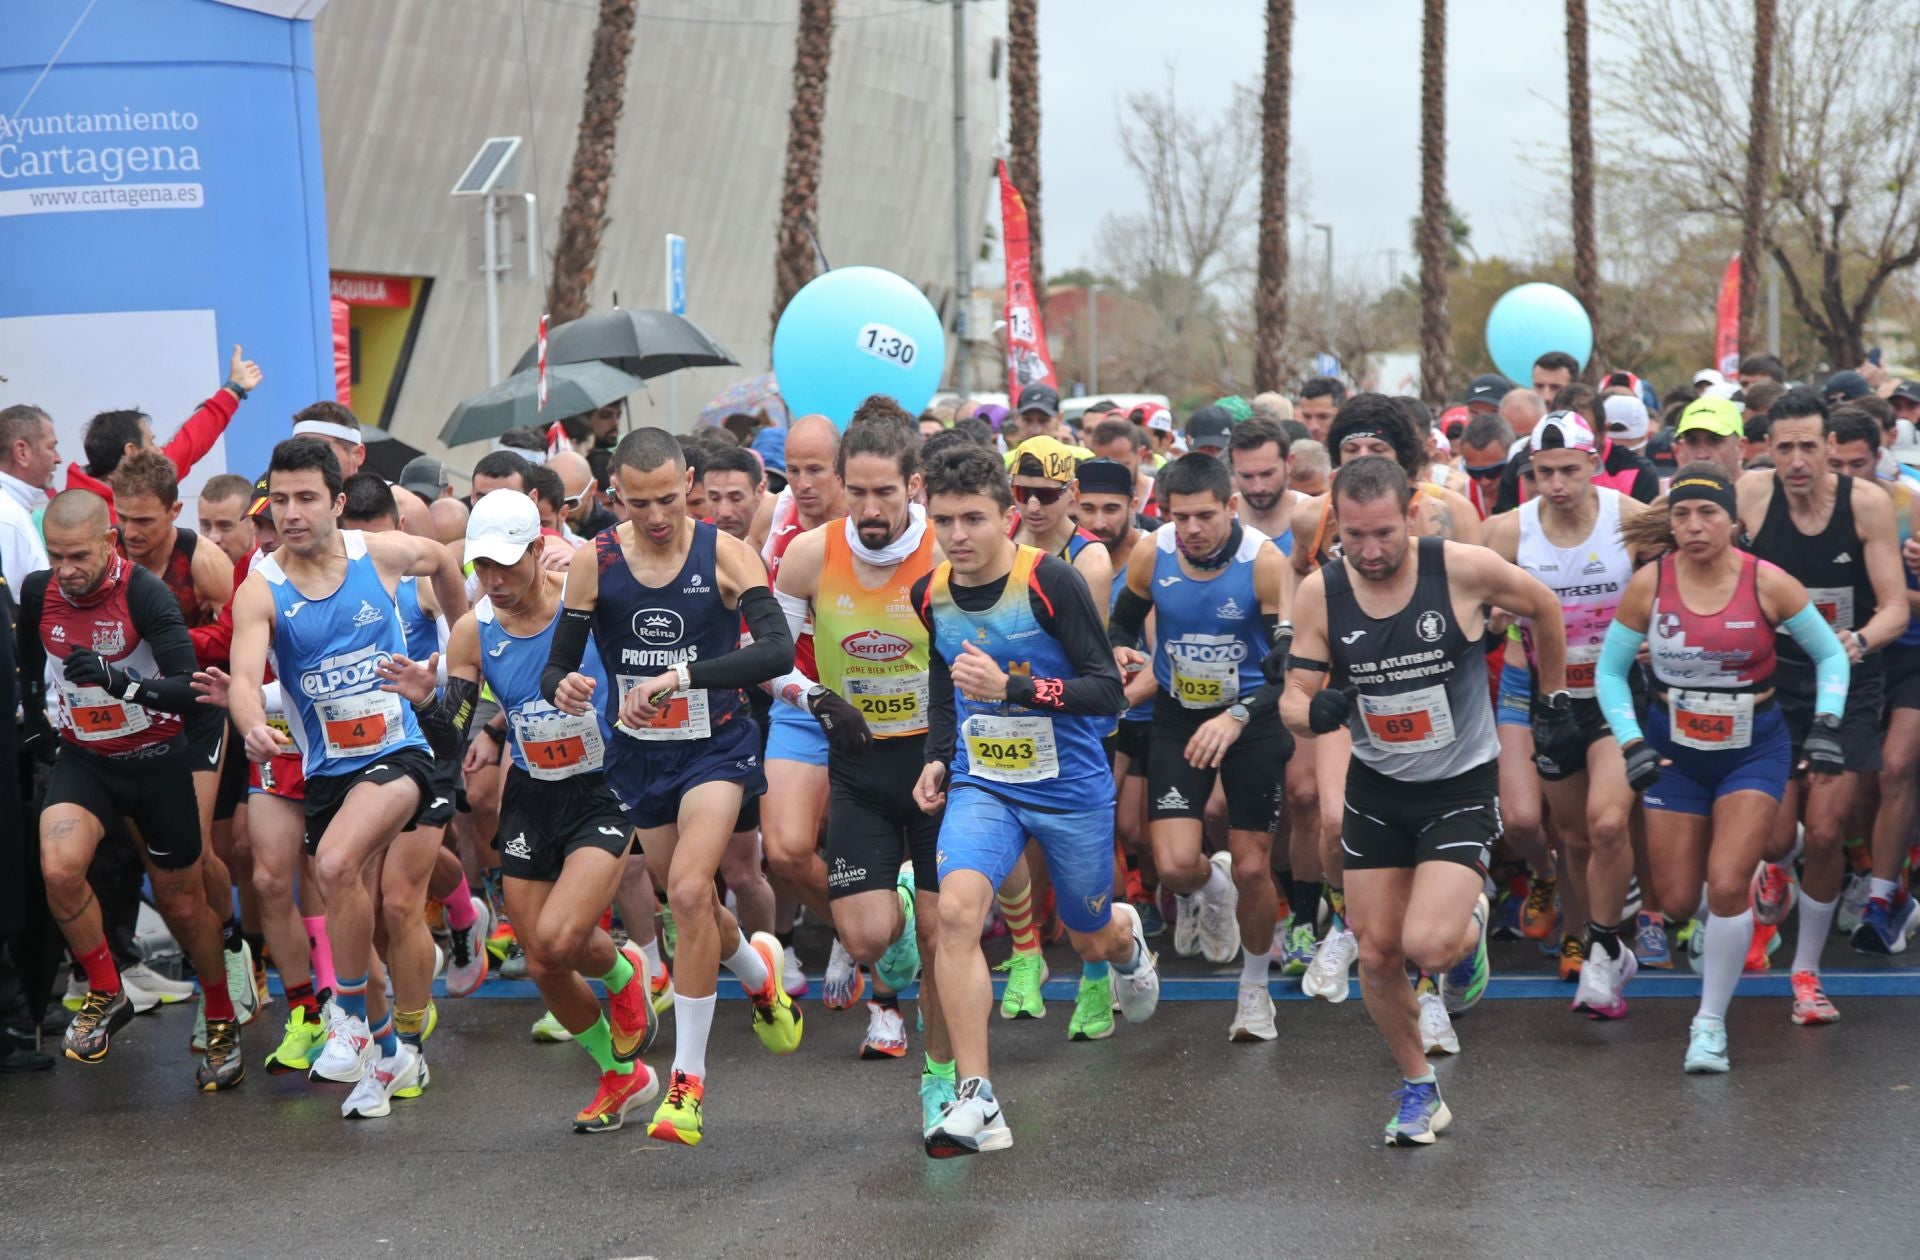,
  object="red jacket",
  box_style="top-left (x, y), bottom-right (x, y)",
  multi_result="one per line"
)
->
top-left (67, 388), bottom-right (241, 511)
top-left (191, 545), bottom-right (256, 667)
